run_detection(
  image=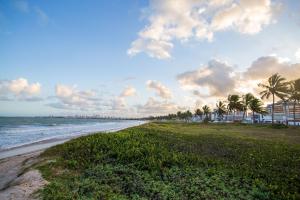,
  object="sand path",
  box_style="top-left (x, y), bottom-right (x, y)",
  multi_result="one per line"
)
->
top-left (0, 151), bottom-right (47, 200)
